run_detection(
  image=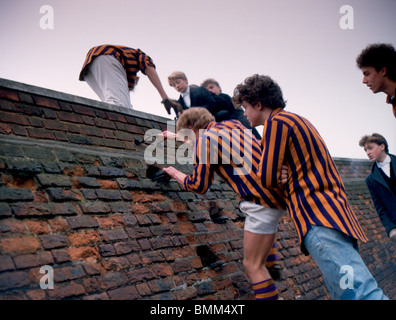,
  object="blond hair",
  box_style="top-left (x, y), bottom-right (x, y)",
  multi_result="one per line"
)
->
top-left (168, 71), bottom-right (187, 86)
top-left (176, 107), bottom-right (215, 132)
